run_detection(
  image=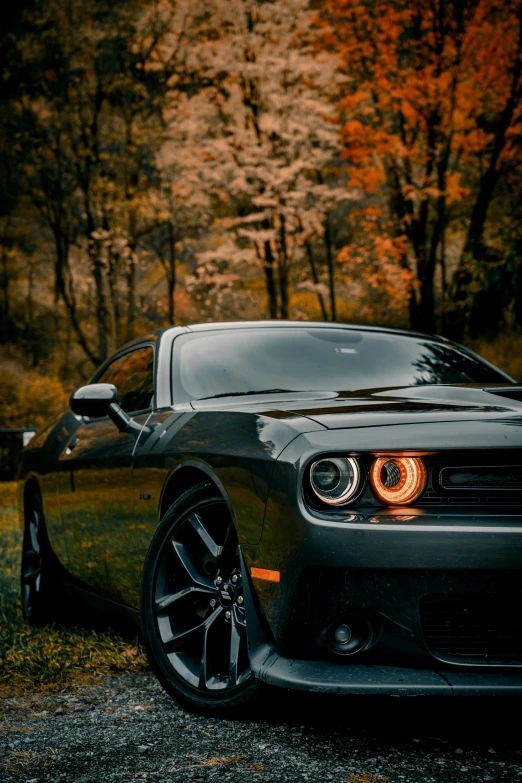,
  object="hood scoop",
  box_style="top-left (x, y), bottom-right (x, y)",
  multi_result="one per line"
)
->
top-left (486, 387), bottom-right (522, 403)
